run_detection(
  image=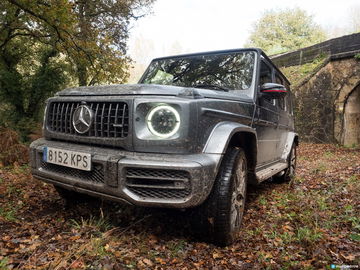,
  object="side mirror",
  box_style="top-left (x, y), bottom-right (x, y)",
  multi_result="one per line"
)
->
top-left (260, 83), bottom-right (287, 99)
